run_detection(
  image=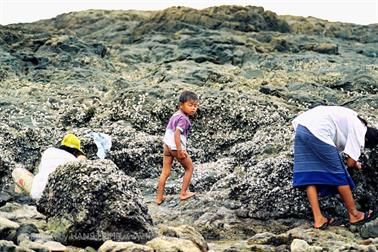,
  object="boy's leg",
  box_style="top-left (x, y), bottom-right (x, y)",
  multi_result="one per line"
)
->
top-left (176, 154), bottom-right (195, 200)
top-left (156, 145), bottom-right (174, 204)
top-left (306, 185), bottom-right (329, 228)
top-left (11, 167), bottom-right (34, 194)
top-left (337, 185), bottom-right (372, 223)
